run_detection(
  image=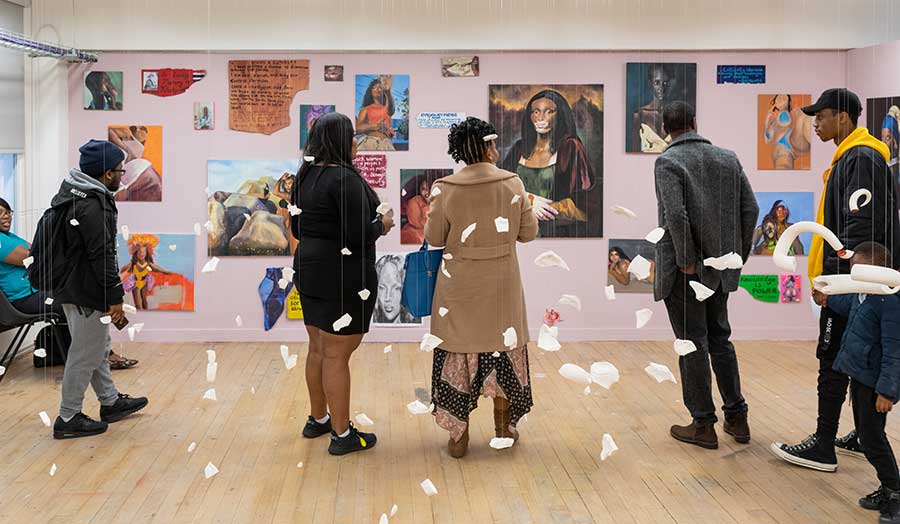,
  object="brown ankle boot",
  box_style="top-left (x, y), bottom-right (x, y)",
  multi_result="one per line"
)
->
top-left (723, 413), bottom-right (751, 444)
top-left (448, 428), bottom-right (469, 458)
top-left (493, 398), bottom-right (520, 441)
top-left (670, 421), bottom-right (718, 449)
